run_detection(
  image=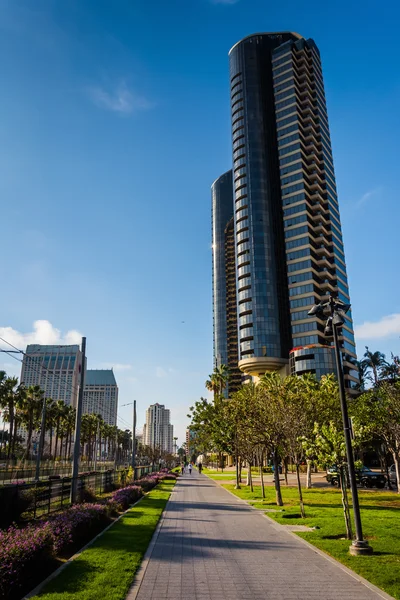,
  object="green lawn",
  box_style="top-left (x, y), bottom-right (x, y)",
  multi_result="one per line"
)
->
top-left (224, 483), bottom-right (400, 599)
top-left (201, 467), bottom-right (241, 480)
top-left (32, 481), bottom-right (175, 600)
